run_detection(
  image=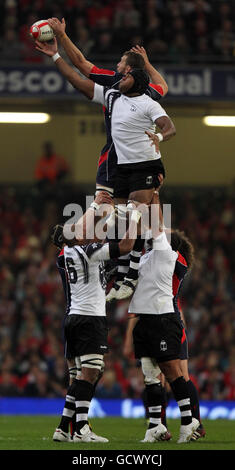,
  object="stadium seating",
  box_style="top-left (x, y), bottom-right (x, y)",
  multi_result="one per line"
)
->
top-left (0, 183), bottom-right (234, 401)
top-left (1, 0), bottom-right (235, 64)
